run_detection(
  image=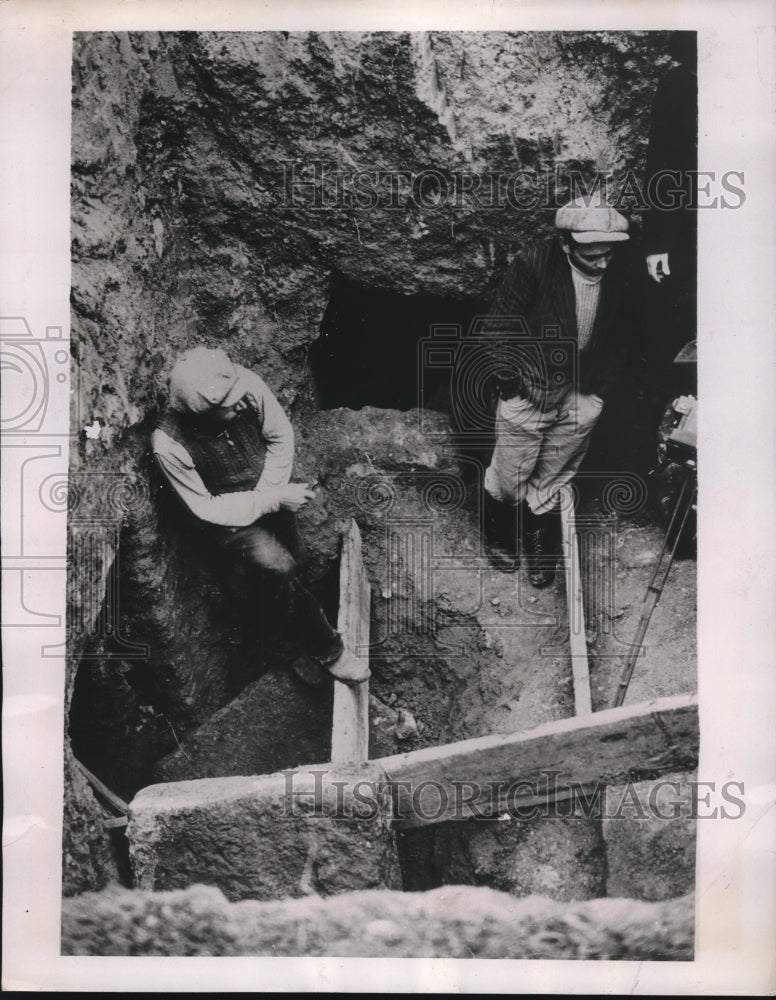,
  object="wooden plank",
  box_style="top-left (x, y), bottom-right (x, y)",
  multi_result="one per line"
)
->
top-left (74, 758), bottom-right (129, 816)
top-left (378, 692), bottom-right (698, 828)
top-left (103, 816), bottom-right (129, 830)
top-left (559, 485), bottom-right (592, 716)
top-left (331, 685), bottom-right (370, 764)
top-left (330, 519), bottom-right (371, 763)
